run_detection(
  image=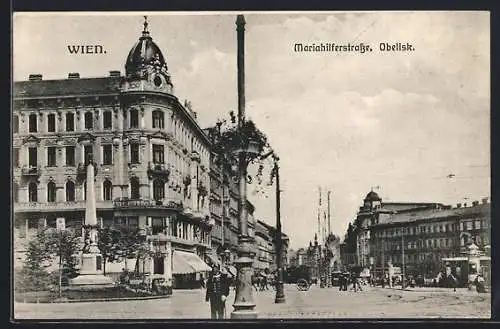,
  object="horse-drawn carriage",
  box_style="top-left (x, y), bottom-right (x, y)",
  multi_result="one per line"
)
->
top-left (296, 278), bottom-right (311, 291)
